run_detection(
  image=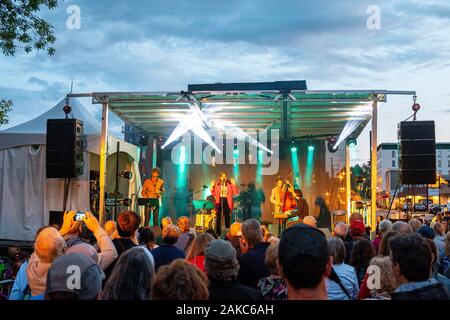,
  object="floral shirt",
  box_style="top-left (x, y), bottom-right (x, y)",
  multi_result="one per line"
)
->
top-left (257, 275), bottom-right (287, 300)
